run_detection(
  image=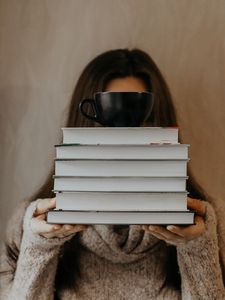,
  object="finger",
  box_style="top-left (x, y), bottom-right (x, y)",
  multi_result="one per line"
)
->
top-left (167, 215), bottom-right (205, 239)
top-left (43, 224), bottom-right (74, 235)
top-left (187, 198), bottom-right (206, 216)
top-left (145, 230), bottom-right (182, 245)
top-left (55, 233), bottom-right (75, 238)
top-left (145, 230), bottom-right (167, 241)
top-left (62, 224), bottom-right (89, 233)
top-left (36, 214), bottom-right (46, 221)
top-left (43, 230), bottom-right (75, 239)
top-left (166, 225), bottom-right (185, 237)
top-left (40, 225), bottom-right (70, 238)
top-left (55, 226), bottom-right (85, 238)
top-left (34, 198), bottom-right (56, 217)
top-left (75, 224), bottom-right (89, 231)
top-left (142, 225), bottom-right (183, 243)
top-left (31, 217), bottom-right (62, 234)
top-left (147, 225), bottom-right (184, 242)
top-left (42, 224), bottom-right (88, 239)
